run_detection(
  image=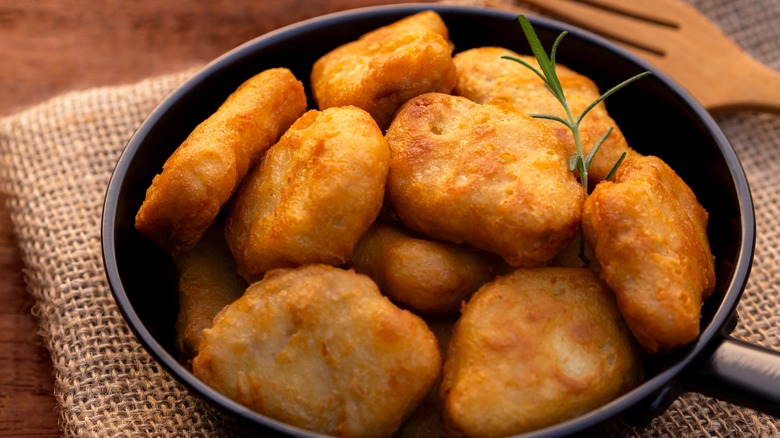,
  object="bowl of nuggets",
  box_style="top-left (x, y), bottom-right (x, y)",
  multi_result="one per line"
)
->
top-left (102, 3), bottom-right (761, 437)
